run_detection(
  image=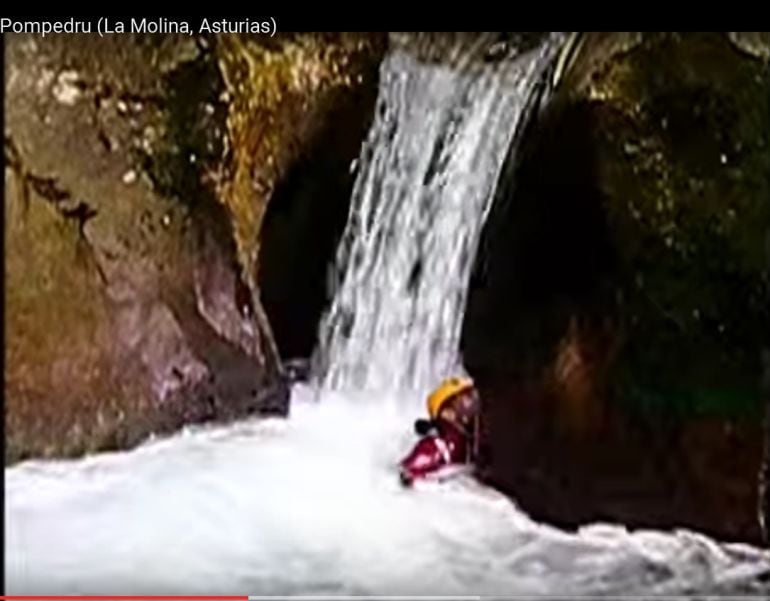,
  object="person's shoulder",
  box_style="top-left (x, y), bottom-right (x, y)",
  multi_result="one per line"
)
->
top-left (436, 418), bottom-right (463, 436)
